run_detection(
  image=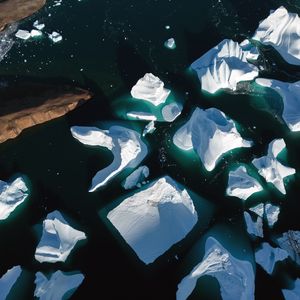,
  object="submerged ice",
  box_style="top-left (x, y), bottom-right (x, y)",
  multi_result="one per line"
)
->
top-left (122, 165), bottom-right (149, 190)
